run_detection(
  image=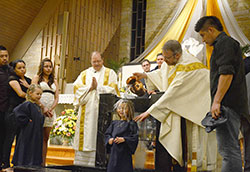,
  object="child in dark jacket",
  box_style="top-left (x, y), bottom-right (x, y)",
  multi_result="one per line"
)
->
top-left (12, 84), bottom-right (44, 167)
top-left (105, 99), bottom-right (139, 172)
